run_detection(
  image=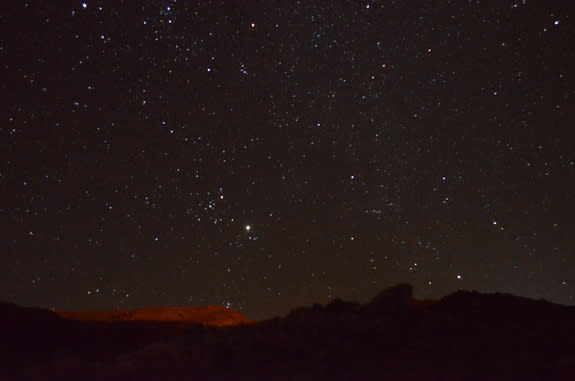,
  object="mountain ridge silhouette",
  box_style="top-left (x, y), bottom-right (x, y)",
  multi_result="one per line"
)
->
top-left (2, 284), bottom-right (574, 380)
